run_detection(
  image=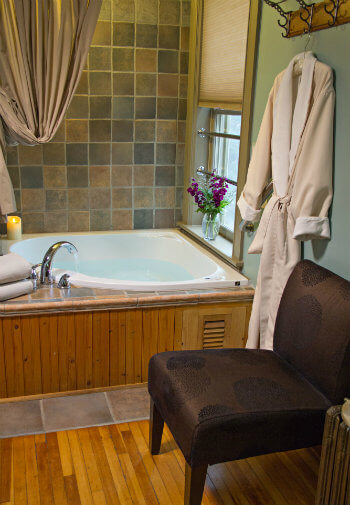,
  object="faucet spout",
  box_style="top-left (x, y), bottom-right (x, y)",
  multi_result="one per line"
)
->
top-left (40, 241), bottom-right (78, 285)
